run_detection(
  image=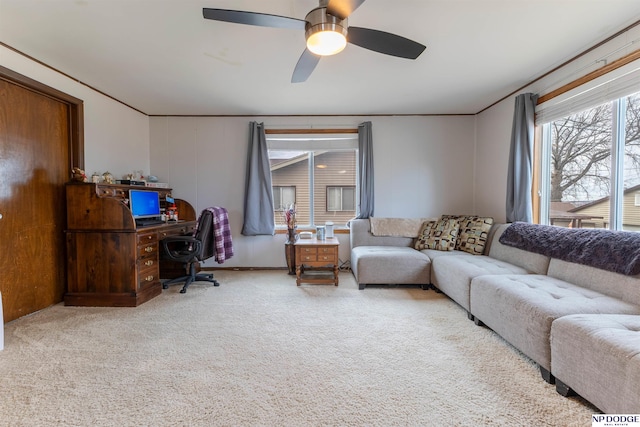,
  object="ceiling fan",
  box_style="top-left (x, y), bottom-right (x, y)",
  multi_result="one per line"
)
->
top-left (203, 0), bottom-right (426, 83)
